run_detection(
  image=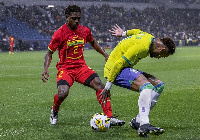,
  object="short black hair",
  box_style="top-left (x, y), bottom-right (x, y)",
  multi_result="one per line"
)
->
top-left (65, 5), bottom-right (81, 17)
top-left (161, 38), bottom-right (176, 55)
